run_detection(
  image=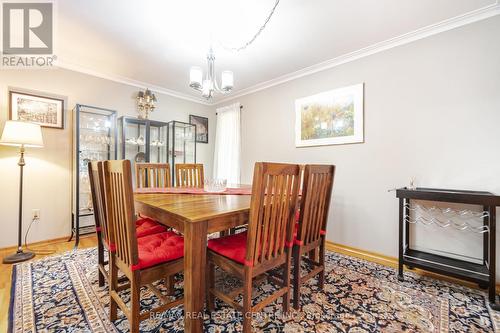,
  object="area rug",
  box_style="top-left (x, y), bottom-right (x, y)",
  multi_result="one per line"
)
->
top-left (9, 248), bottom-right (500, 332)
